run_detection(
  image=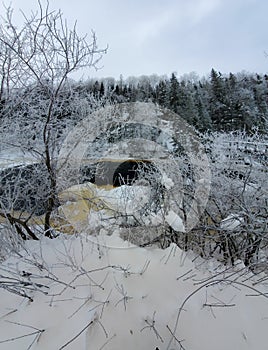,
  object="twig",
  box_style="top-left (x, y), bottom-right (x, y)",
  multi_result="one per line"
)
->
top-left (96, 319), bottom-right (108, 338)
top-left (98, 334), bottom-right (116, 350)
top-left (114, 282), bottom-right (133, 311)
top-left (203, 303), bottom-right (236, 307)
top-left (167, 278), bottom-right (268, 349)
top-left (59, 320), bottom-right (94, 349)
top-left (26, 330), bottom-right (43, 350)
top-left (0, 308), bottom-right (17, 319)
top-left (100, 289), bottom-right (113, 319)
top-left (139, 259), bottom-right (151, 275)
top-left (176, 269), bottom-right (193, 280)
top-left (183, 273), bottom-right (197, 281)
top-left (0, 330), bottom-right (44, 344)
top-left (68, 295), bottom-right (92, 319)
top-left (164, 244), bottom-right (176, 264)
top-left (140, 311), bottom-right (164, 343)
top-left (166, 324), bottom-right (186, 350)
